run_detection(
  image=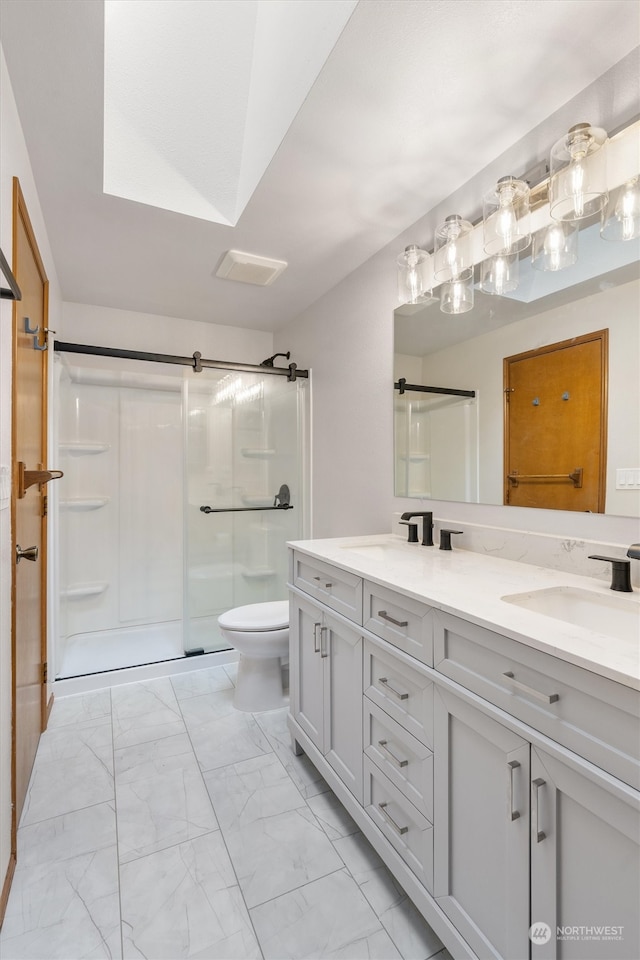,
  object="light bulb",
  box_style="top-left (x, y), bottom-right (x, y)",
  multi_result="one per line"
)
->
top-left (396, 244), bottom-right (431, 304)
top-left (483, 177), bottom-right (530, 255)
top-left (617, 178), bottom-right (640, 241)
top-left (549, 122), bottom-right (607, 222)
top-left (544, 225), bottom-right (564, 272)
